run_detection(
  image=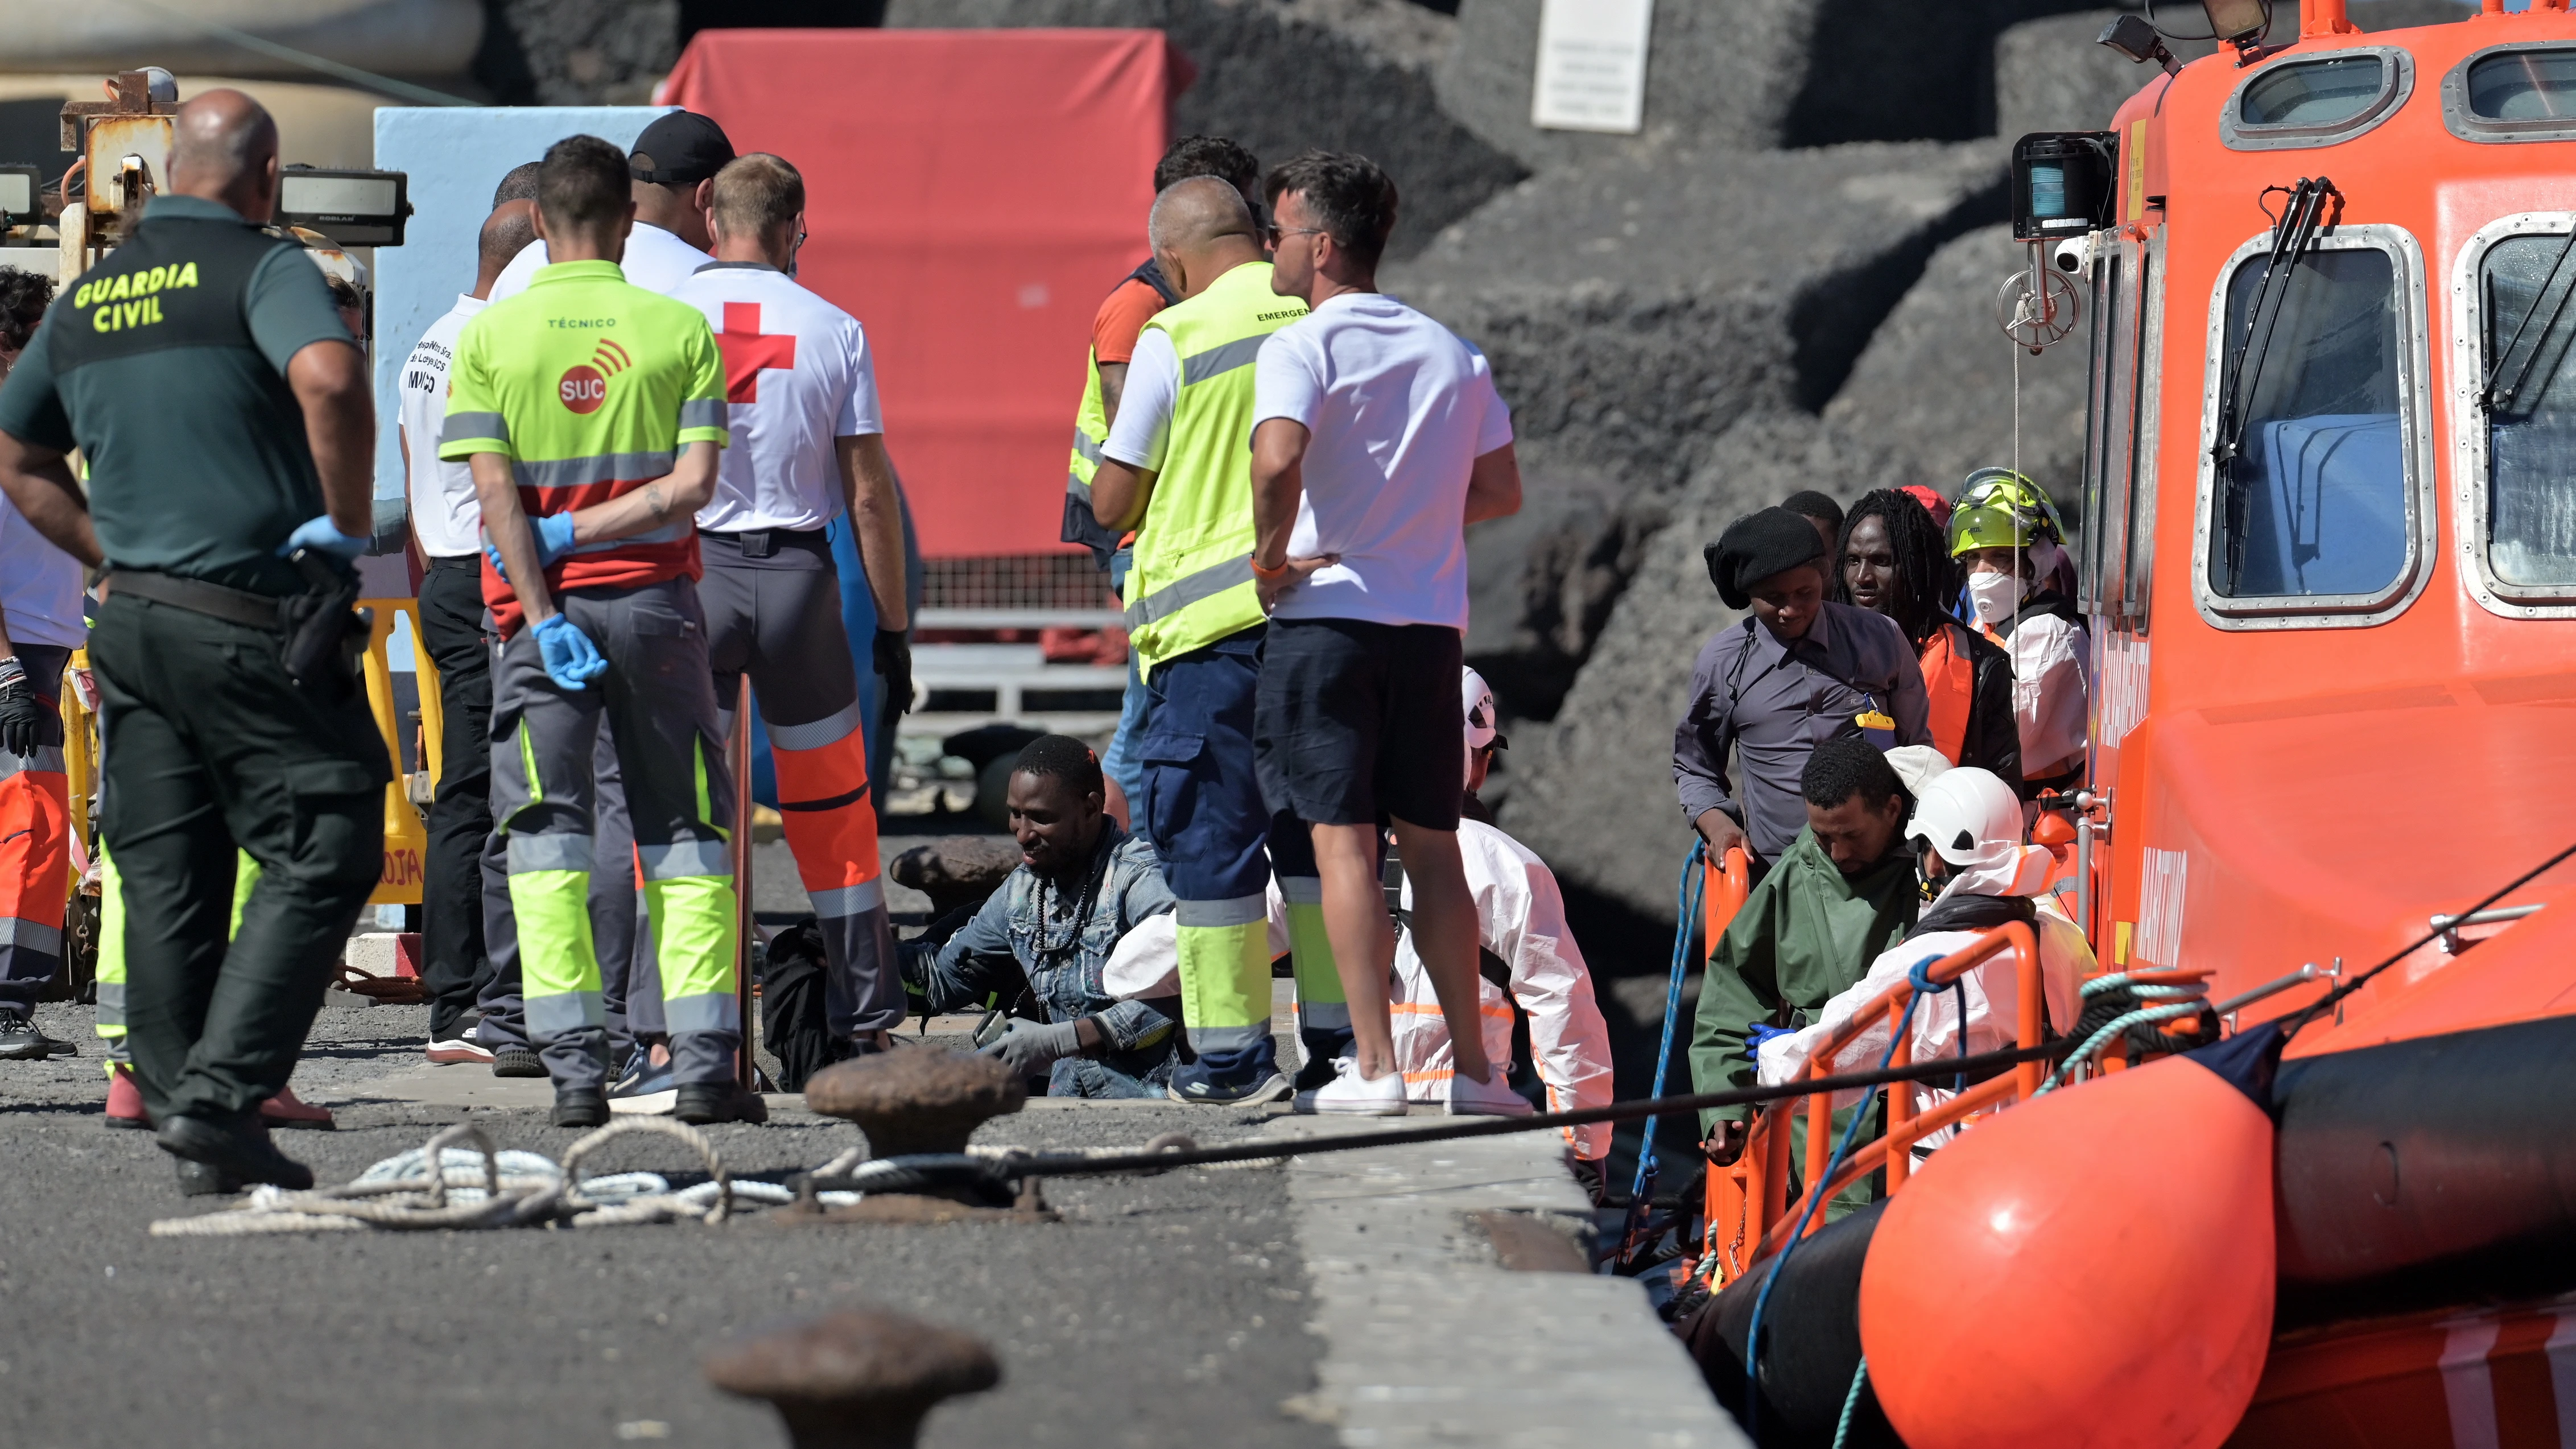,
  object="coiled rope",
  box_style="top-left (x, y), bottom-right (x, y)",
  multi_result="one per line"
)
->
top-left (2034, 970), bottom-right (2211, 1095)
top-left (151, 1118), bottom-right (756, 1237)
